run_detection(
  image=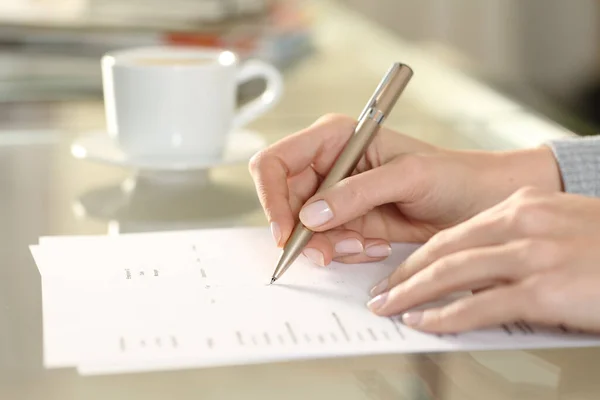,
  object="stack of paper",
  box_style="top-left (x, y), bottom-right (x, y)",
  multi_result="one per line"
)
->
top-left (29, 227), bottom-right (600, 375)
